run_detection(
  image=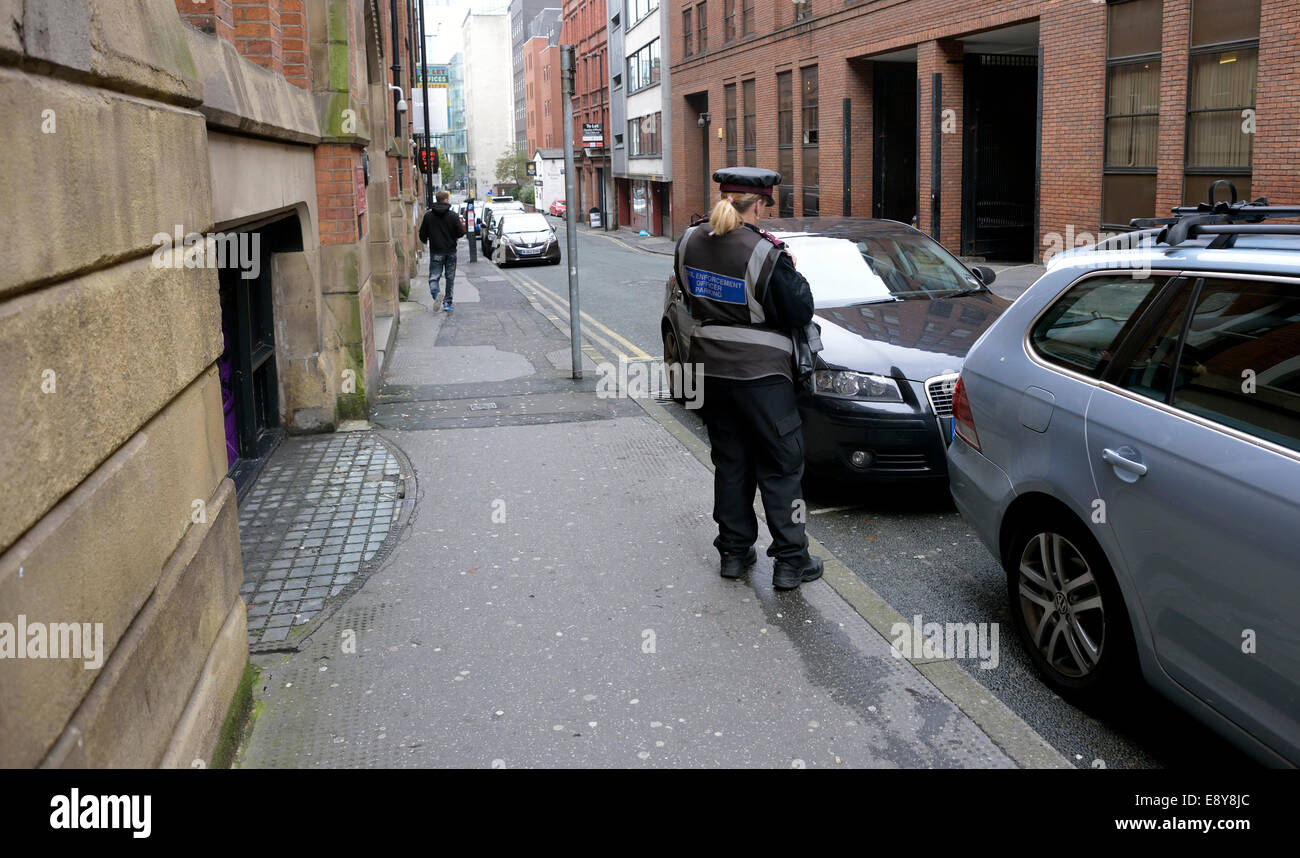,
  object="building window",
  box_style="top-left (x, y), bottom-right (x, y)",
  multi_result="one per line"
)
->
top-left (723, 0), bottom-right (736, 42)
top-left (683, 8), bottom-right (693, 57)
top-left (794, 0), bottom-right (812, 22)
top-left (626, 39), bottom-right (660, 93)
top-left (742, 0), bottom-right (754, 35)
top-left (1185, 0), bottom-right (1260, 205)
top-left (697, 2), bottom-right (708, 53)
top-left (725, 83), bottom-right (738, 167)
top-left (777, 71), bottom-right (794, 217)
top-left (629, 112), bottom-right (662, 156)
top-left (743, 79), bottom-right (756, 167)
top-left (627, 0), bottom-right (659, 27)
top-left (801, 65), bottom-right (819, 216)
top-left (1102, 0), bottom-right (1162, 227)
